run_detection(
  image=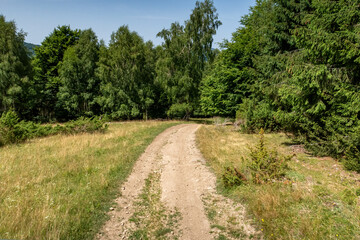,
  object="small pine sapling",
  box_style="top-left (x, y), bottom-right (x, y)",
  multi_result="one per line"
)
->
top-left (248, 128), bottom-right (292, 184)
